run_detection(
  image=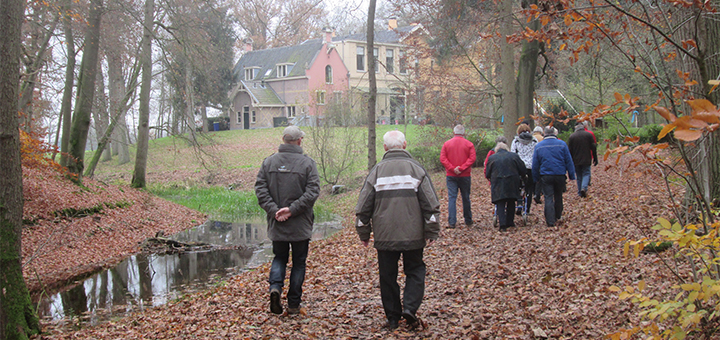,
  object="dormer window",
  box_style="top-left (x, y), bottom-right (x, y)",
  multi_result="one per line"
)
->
top-left (276, 63), bottom-right (293, 77)
top-left (244, 67), bottom-right (259, 81)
